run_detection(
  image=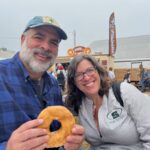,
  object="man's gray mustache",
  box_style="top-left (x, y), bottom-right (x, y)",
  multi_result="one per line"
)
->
top-left (34, 49), bottom-right (54, 58)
